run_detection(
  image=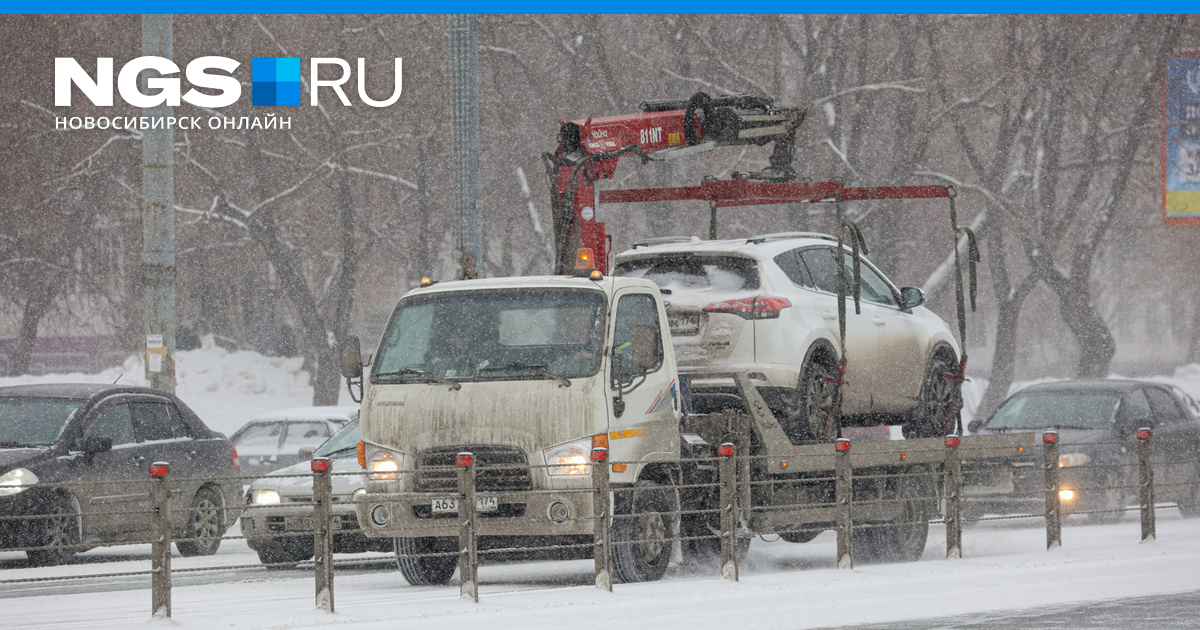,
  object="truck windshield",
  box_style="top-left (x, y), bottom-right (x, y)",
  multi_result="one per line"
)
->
top-left (0, 397), bottom-right (84, 447)
top-left (373, 289), bottom-right (606, 383)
